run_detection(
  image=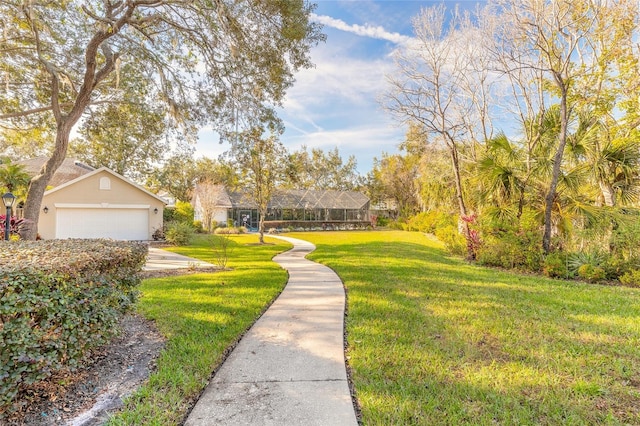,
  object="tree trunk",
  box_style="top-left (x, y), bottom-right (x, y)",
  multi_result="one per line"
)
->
top-left (599, 180), bottom-right (616, 207)
top-left (542, 89), bottom-right (570, 254)
top-left (258, 207), bottom-right (266, 244)
top-left (22, 122), bottom-right (72, 240)
top-left (448, 140), bottom-right (472, 258)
